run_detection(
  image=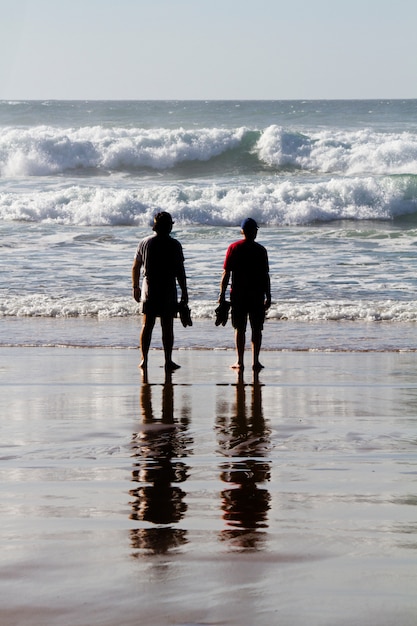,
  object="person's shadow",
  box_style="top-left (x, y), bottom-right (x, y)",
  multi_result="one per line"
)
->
top-left (217, 371), bottom-right (271, 549)
top-left (130, 371), bottom-right (189, 555)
